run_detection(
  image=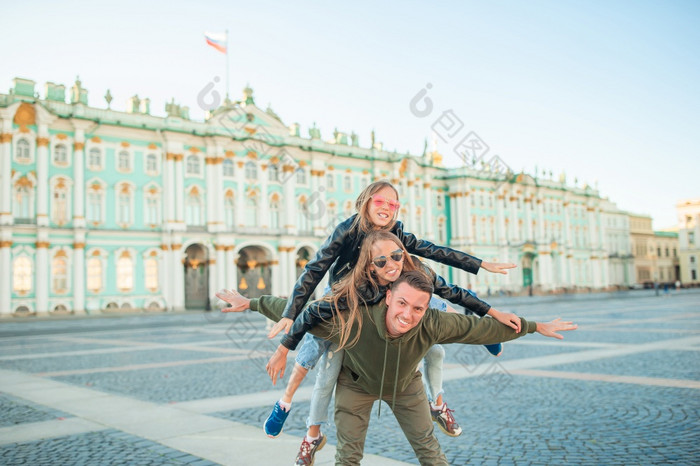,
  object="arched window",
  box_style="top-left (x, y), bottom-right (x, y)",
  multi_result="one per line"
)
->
top-left (270, 196), bottom-right (280, 229)
top-left (343, 175), bottom-right (352, 192)
top-left (16, 138), bottom-right (31, 161)
top-left (185, 189), bottom-right (203, 225)
top-left (223, 159), bottom-right (234, 177)
top-left (87, 185), bottom-right (104, 224)
top-left (186, 155), bottom-right (200, 175)
top-left (117, 185), bottom-right (132, 225)
top-left (245, 161), bottom-right (257, 180)
top-left (145, 257), bottom-right (159, 291)
top-left (245, 194), bottom-right (258, 227)
top-left (268, 163), bottom-right (279, 182)
top-left (53, 144), bottom-right (68, 164)
top-left (13, 256), bottom-right (32, 293)
top-left (296, 168), bottom-right (307, 184)
top-left (52, 254), bottom-right (68, 293)
top-left (13, 179), bottom-right (33, 219)
top-left (326, 173), bottom-right (335, 189)
top-left (145, 189), bottom-right (160, 225)
top-left (224, 193), bottom-right (235, 229)
top-left (146, 153), bottom-right (158, 173)
top-left (118, 150), bottom-right (131, 171)
top-left (86, 256), bottom-right (103, 292)
top-left (88, 148), bottom-right (102, 170)
top-left (116, 252), bottom-right (133, 291)
top-left (52, 179), bottom-right (69, 225)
